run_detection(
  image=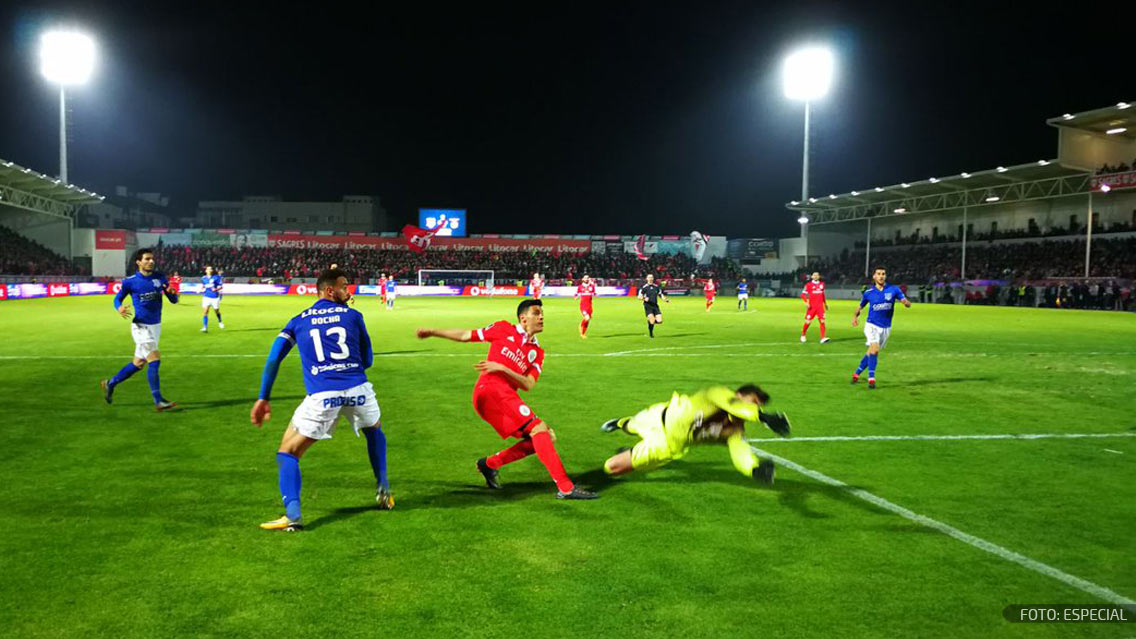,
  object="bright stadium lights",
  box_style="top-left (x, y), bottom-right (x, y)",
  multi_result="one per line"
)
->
top-left (929, 177), bottom-right (939, 183)
top-left (828, 194), bottom-right (837, 199)
top-left (961, 172), bottom-right (971, 178)
top-left (985, 196), bottom-right (1001, 202)
top-left (1038, 160), bottom-right (1050, 166)
top-left (901, 183), bottom-right (910, 188)
top-left (39, 29), bottom-right (96, 185)
top-left (1105, 127), bottom-right (1127, 135)
top-left (851, 190), bottom-right (859, 196)
top-left (783, 46), bottom-right (835, 101)
top-left (1118, 102), bottom-right (1131, 109)
top-left (808, 197), bottom-right (817, 203)
top-left (1062, 113), bottom-right (1074, 120)
top-left (996, 166), bottom-right (1008, 172)
top-left (893, 207), bottom-right (907, 213)
top-left (875, 187), bottom-right (884, 192)
top-left (1100, 184), bottom-right (1112, 193)
top-left (790, 200), bottom-right (799, 205)
top-left (797, 215), bottom-right (809, 225)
